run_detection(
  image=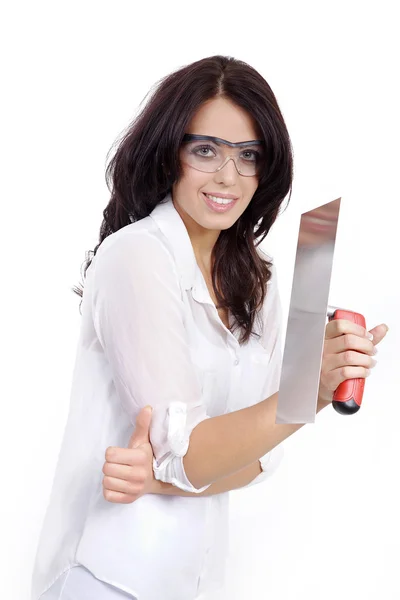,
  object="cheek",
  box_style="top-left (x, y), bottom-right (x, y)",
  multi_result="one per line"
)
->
top-left (172, 172), bottom-right (210, 217)
top-left (243, 178), bottom-right (258, 202)
top-left (175, 168), bottom-right (211, 195)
